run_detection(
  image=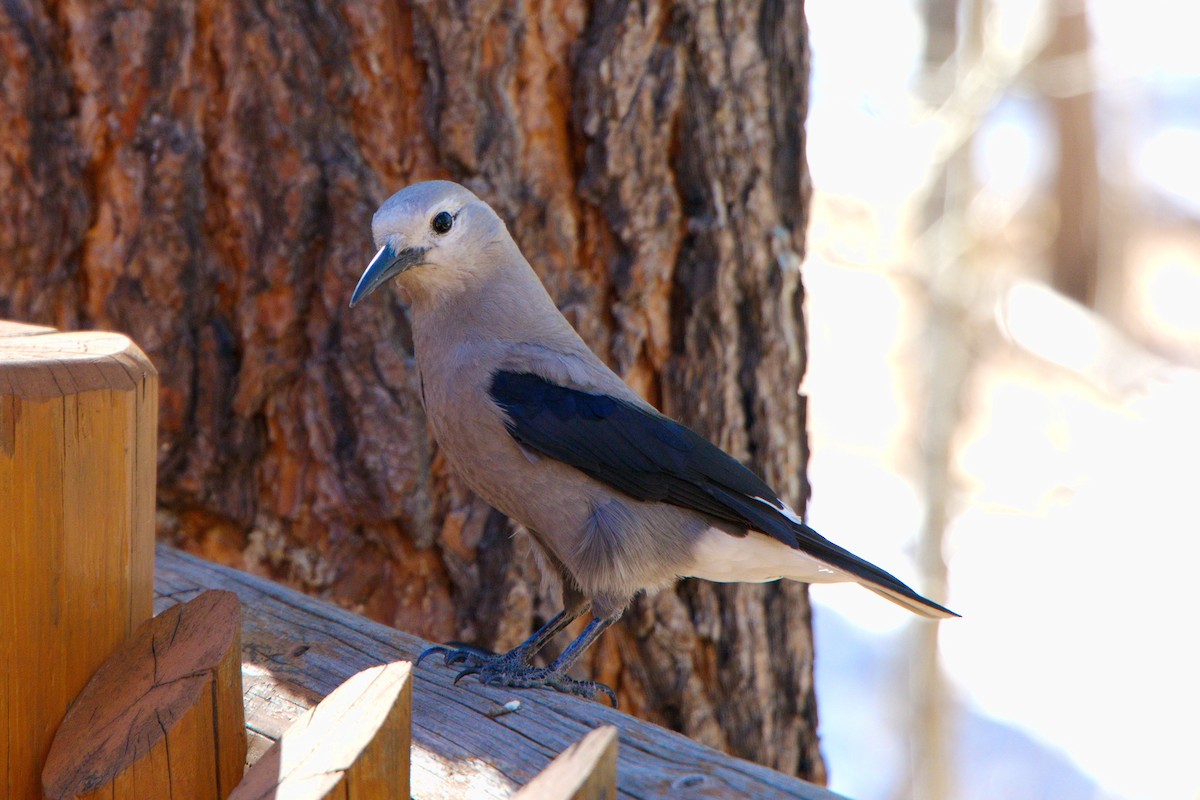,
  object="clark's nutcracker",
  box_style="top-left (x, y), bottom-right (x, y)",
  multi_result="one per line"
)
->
top-left (350, 181), bottom-right (957, 704)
